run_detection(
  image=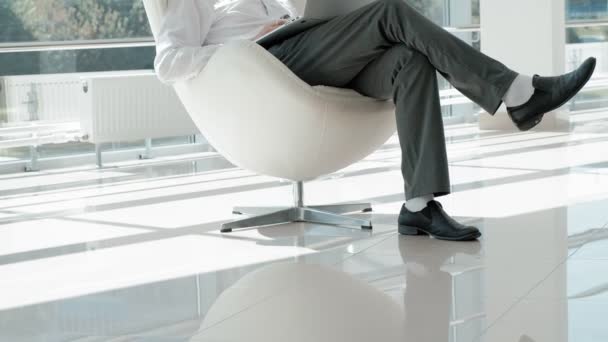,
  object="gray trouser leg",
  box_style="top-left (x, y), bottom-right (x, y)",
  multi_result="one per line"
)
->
top-left (265, 0), bottom-right (518, 199)
top-left (348, 46), bottom-right (450, 199)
